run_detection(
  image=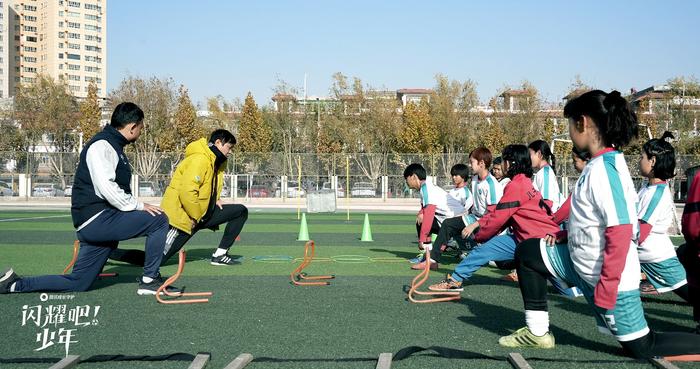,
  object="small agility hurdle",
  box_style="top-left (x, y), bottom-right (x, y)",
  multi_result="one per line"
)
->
top-left (63, 240), bottom-right (117, 278)
top-left (407, 248), bottom-right (460, 303)
top-left (290, 240), bottom-right (335, 286)
top-left (156, 249), bottom-right (213, 304)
